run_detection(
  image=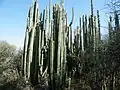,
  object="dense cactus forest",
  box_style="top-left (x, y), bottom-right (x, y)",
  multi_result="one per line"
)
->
top-left (21, 0), bottom-right (120, 90)
top-left (1, 0), bottom-right (120, 90)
